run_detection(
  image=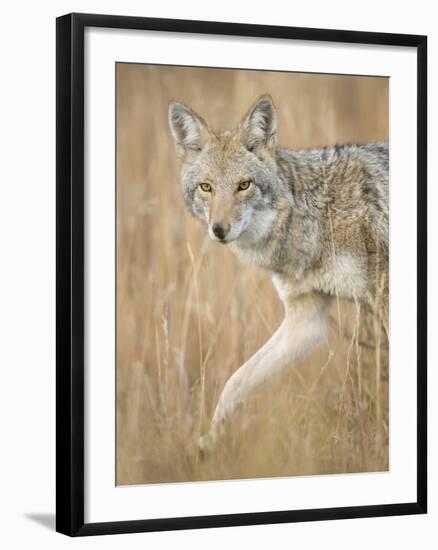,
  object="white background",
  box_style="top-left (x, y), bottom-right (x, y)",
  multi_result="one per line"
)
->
top-left (0, 0), bottom-right (435, 548)
top-left (86, 28), bottom-right (418, 523)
